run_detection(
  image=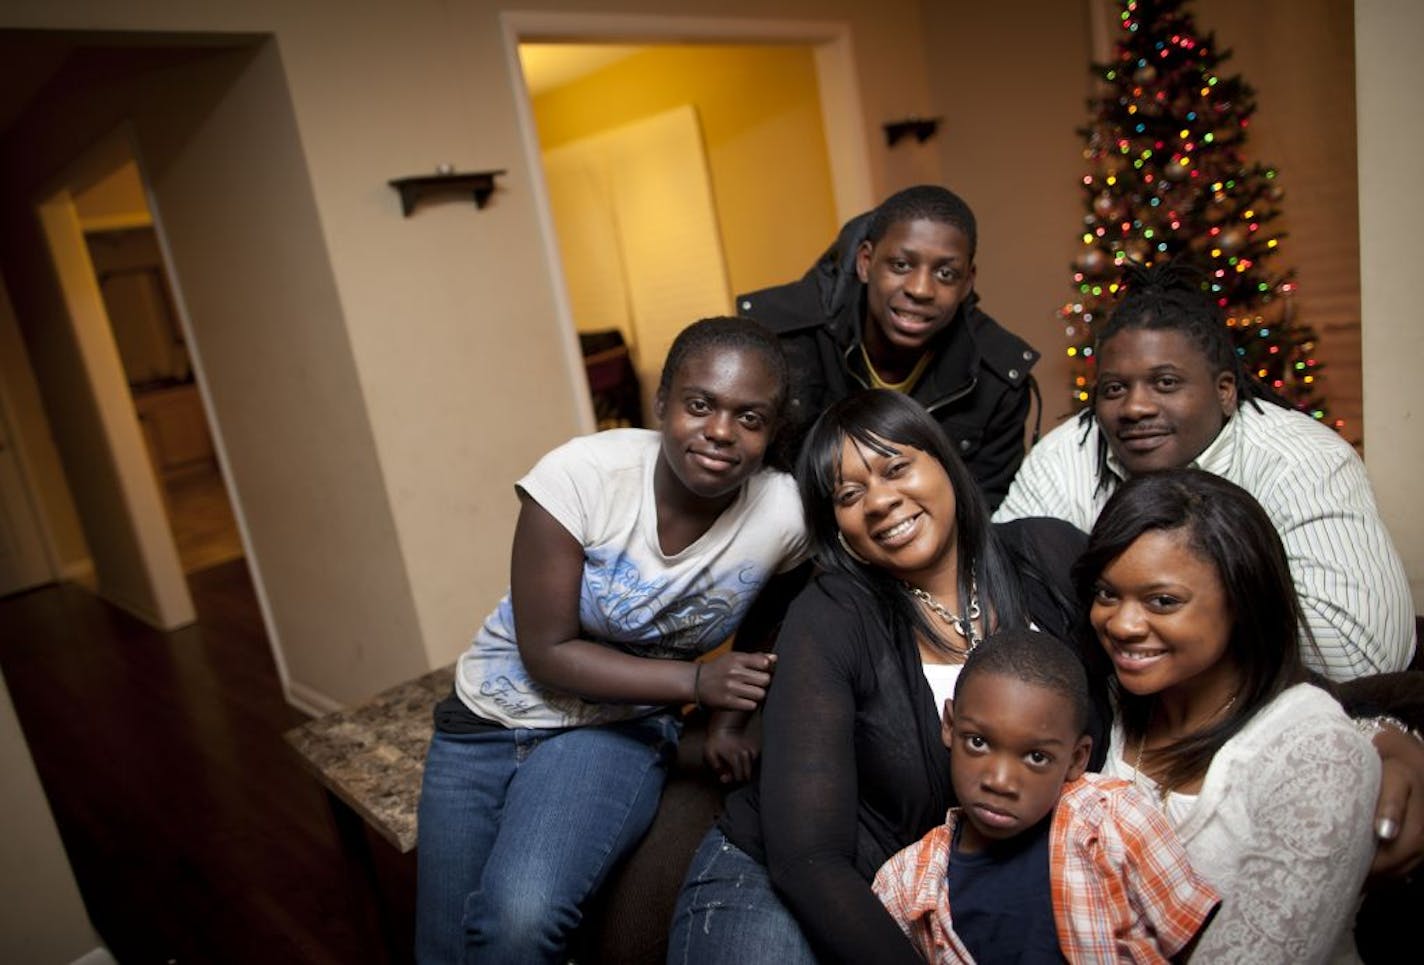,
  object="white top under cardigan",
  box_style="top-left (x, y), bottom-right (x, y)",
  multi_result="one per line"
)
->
top-left (1103, 682), bottom-right (1378, 964)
